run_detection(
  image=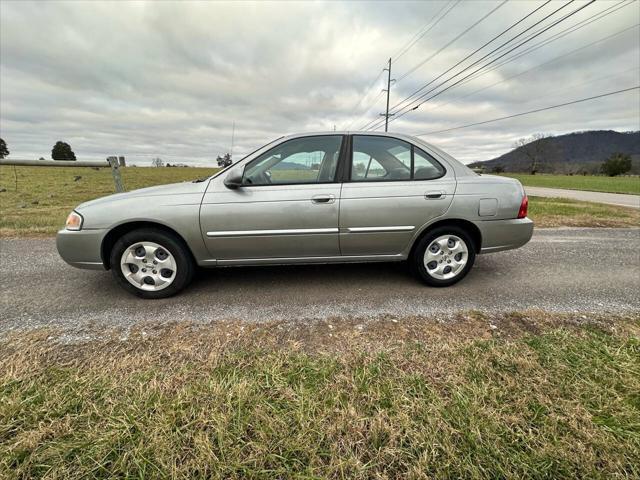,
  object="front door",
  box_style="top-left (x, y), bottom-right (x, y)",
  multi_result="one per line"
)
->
top-left (200, 135), bottom-right (345, 261)
top-left (339, 135), bottom-right (456, 256)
